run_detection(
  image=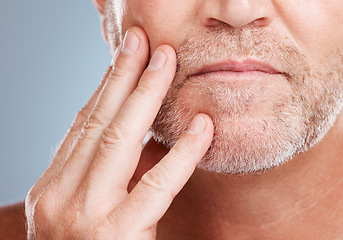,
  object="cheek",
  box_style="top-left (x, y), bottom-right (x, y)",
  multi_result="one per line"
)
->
top-left (122, 0), bottom-right (197, 52)
top-left (278, 1), bottom-right (343, 62)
